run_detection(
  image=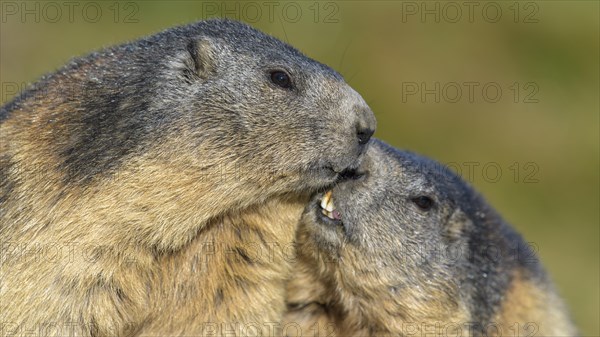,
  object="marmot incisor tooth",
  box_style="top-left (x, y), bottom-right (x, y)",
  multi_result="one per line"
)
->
top-left (284, 139), bottom-right (575, 337)
top-left (0, 19), bottom-right (376, 337)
